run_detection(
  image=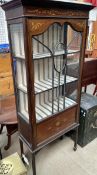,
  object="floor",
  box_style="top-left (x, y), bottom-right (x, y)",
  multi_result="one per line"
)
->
top-left (1, 130), bottom-right (97, 175)
top-left (0, 84), bottom-right (97, 175)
